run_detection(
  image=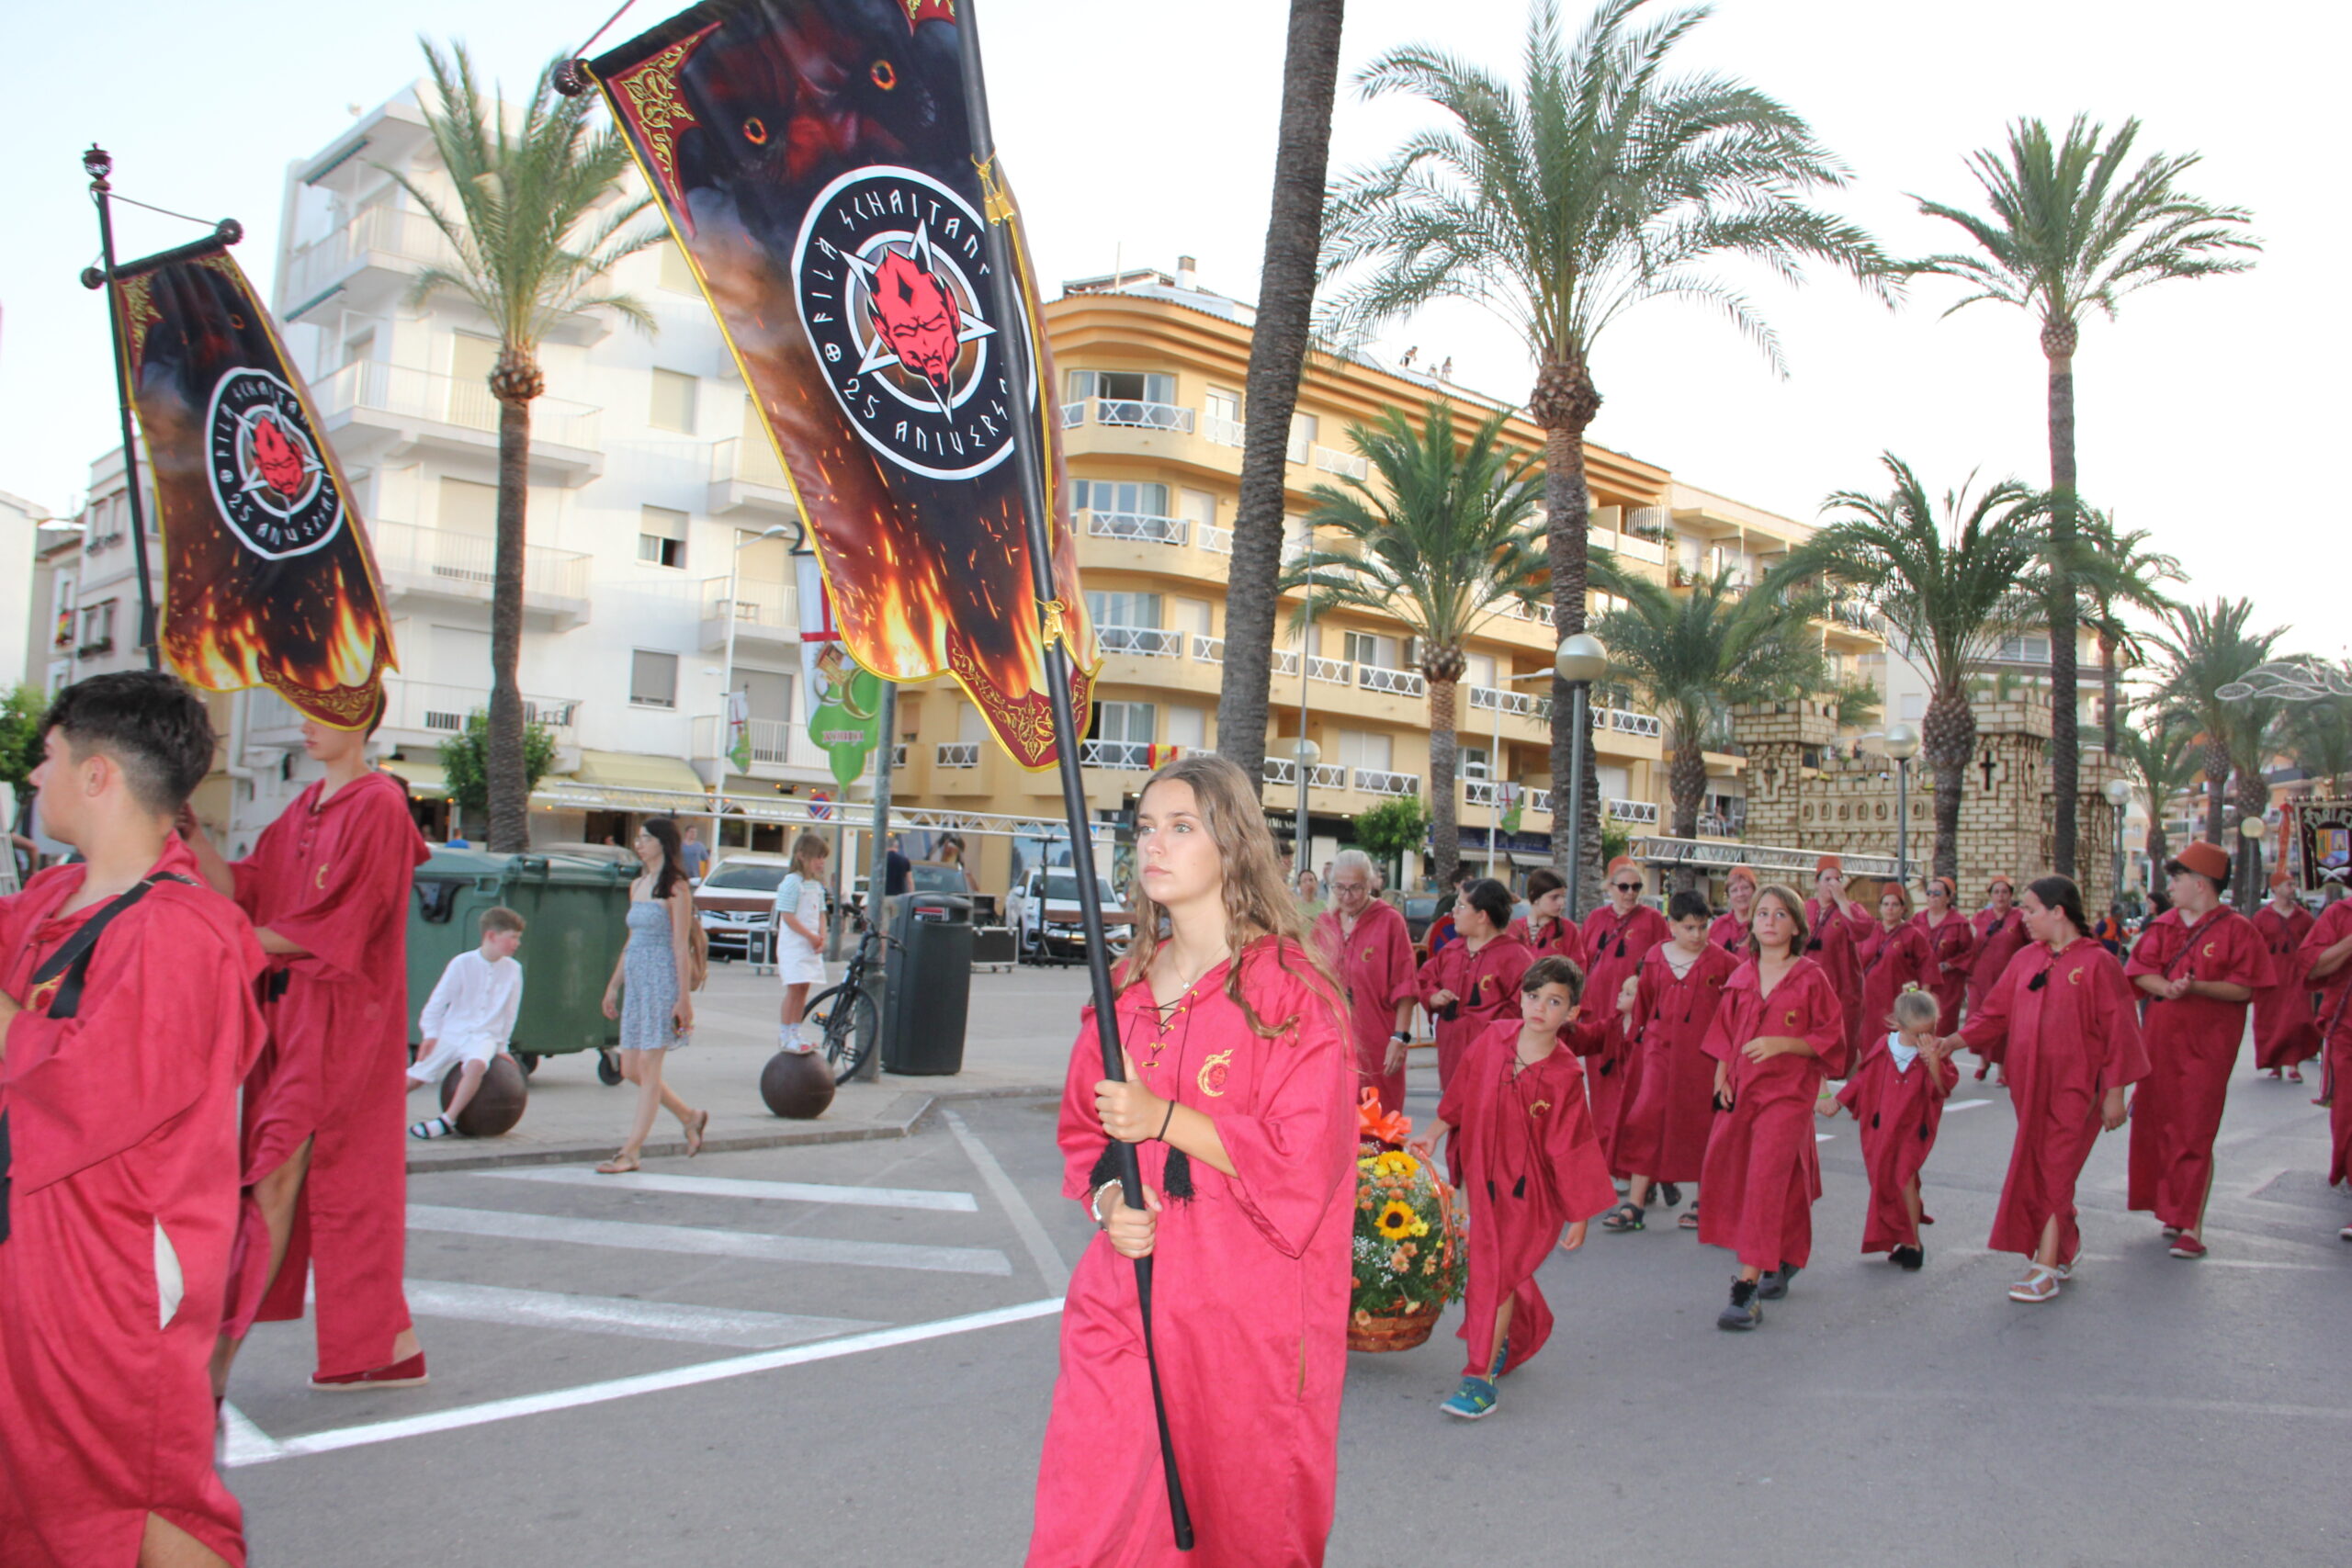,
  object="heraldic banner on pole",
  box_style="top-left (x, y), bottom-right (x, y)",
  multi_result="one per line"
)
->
top-left (585, 0), bottom-right (1099, 771)
top-left (109, 243), bottom-right (398, 728)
